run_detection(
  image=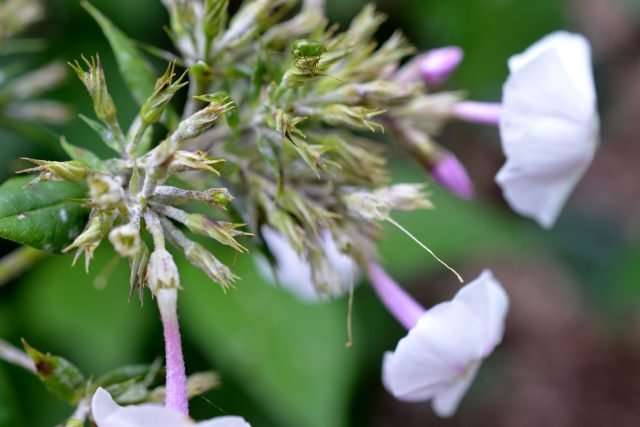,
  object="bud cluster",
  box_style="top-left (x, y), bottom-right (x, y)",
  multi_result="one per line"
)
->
top-left (22, 0), bottom-right (482, 301)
